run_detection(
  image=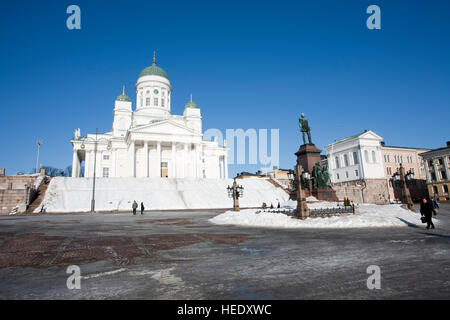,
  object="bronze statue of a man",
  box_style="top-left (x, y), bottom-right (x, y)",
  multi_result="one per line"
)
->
top-left (298, 113), bottom-right (312, 145)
